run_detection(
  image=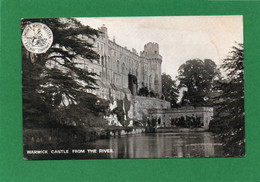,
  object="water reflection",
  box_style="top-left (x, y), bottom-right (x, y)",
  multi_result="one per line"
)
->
top-left (89, 132), bottom-right (223, 159)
